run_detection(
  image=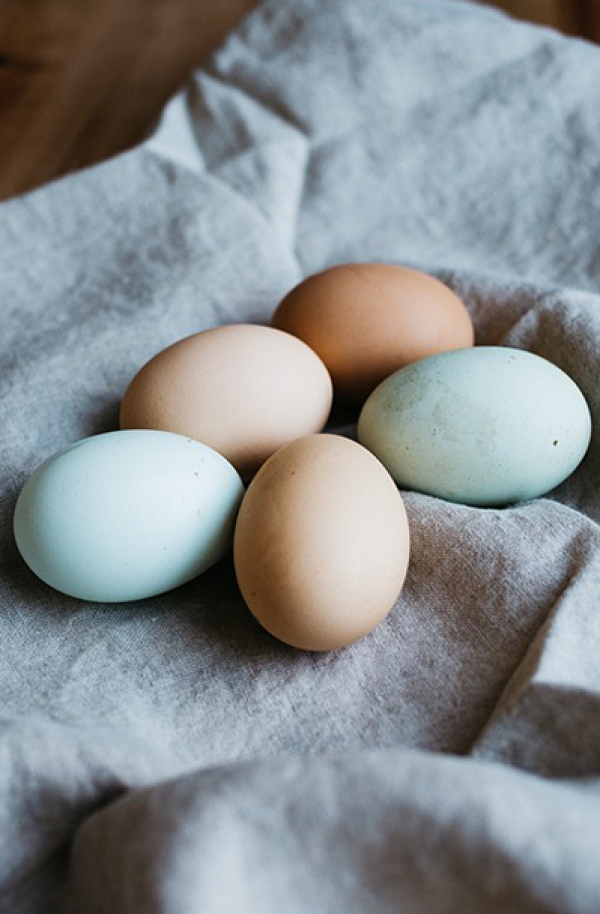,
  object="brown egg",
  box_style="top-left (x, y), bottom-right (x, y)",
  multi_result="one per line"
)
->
top-left (120, 325), bottom-right (333, 479)
top-left (233, 434), bottom-right (410, 651)
top-left (272, 263), bottom-right (474, 403)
